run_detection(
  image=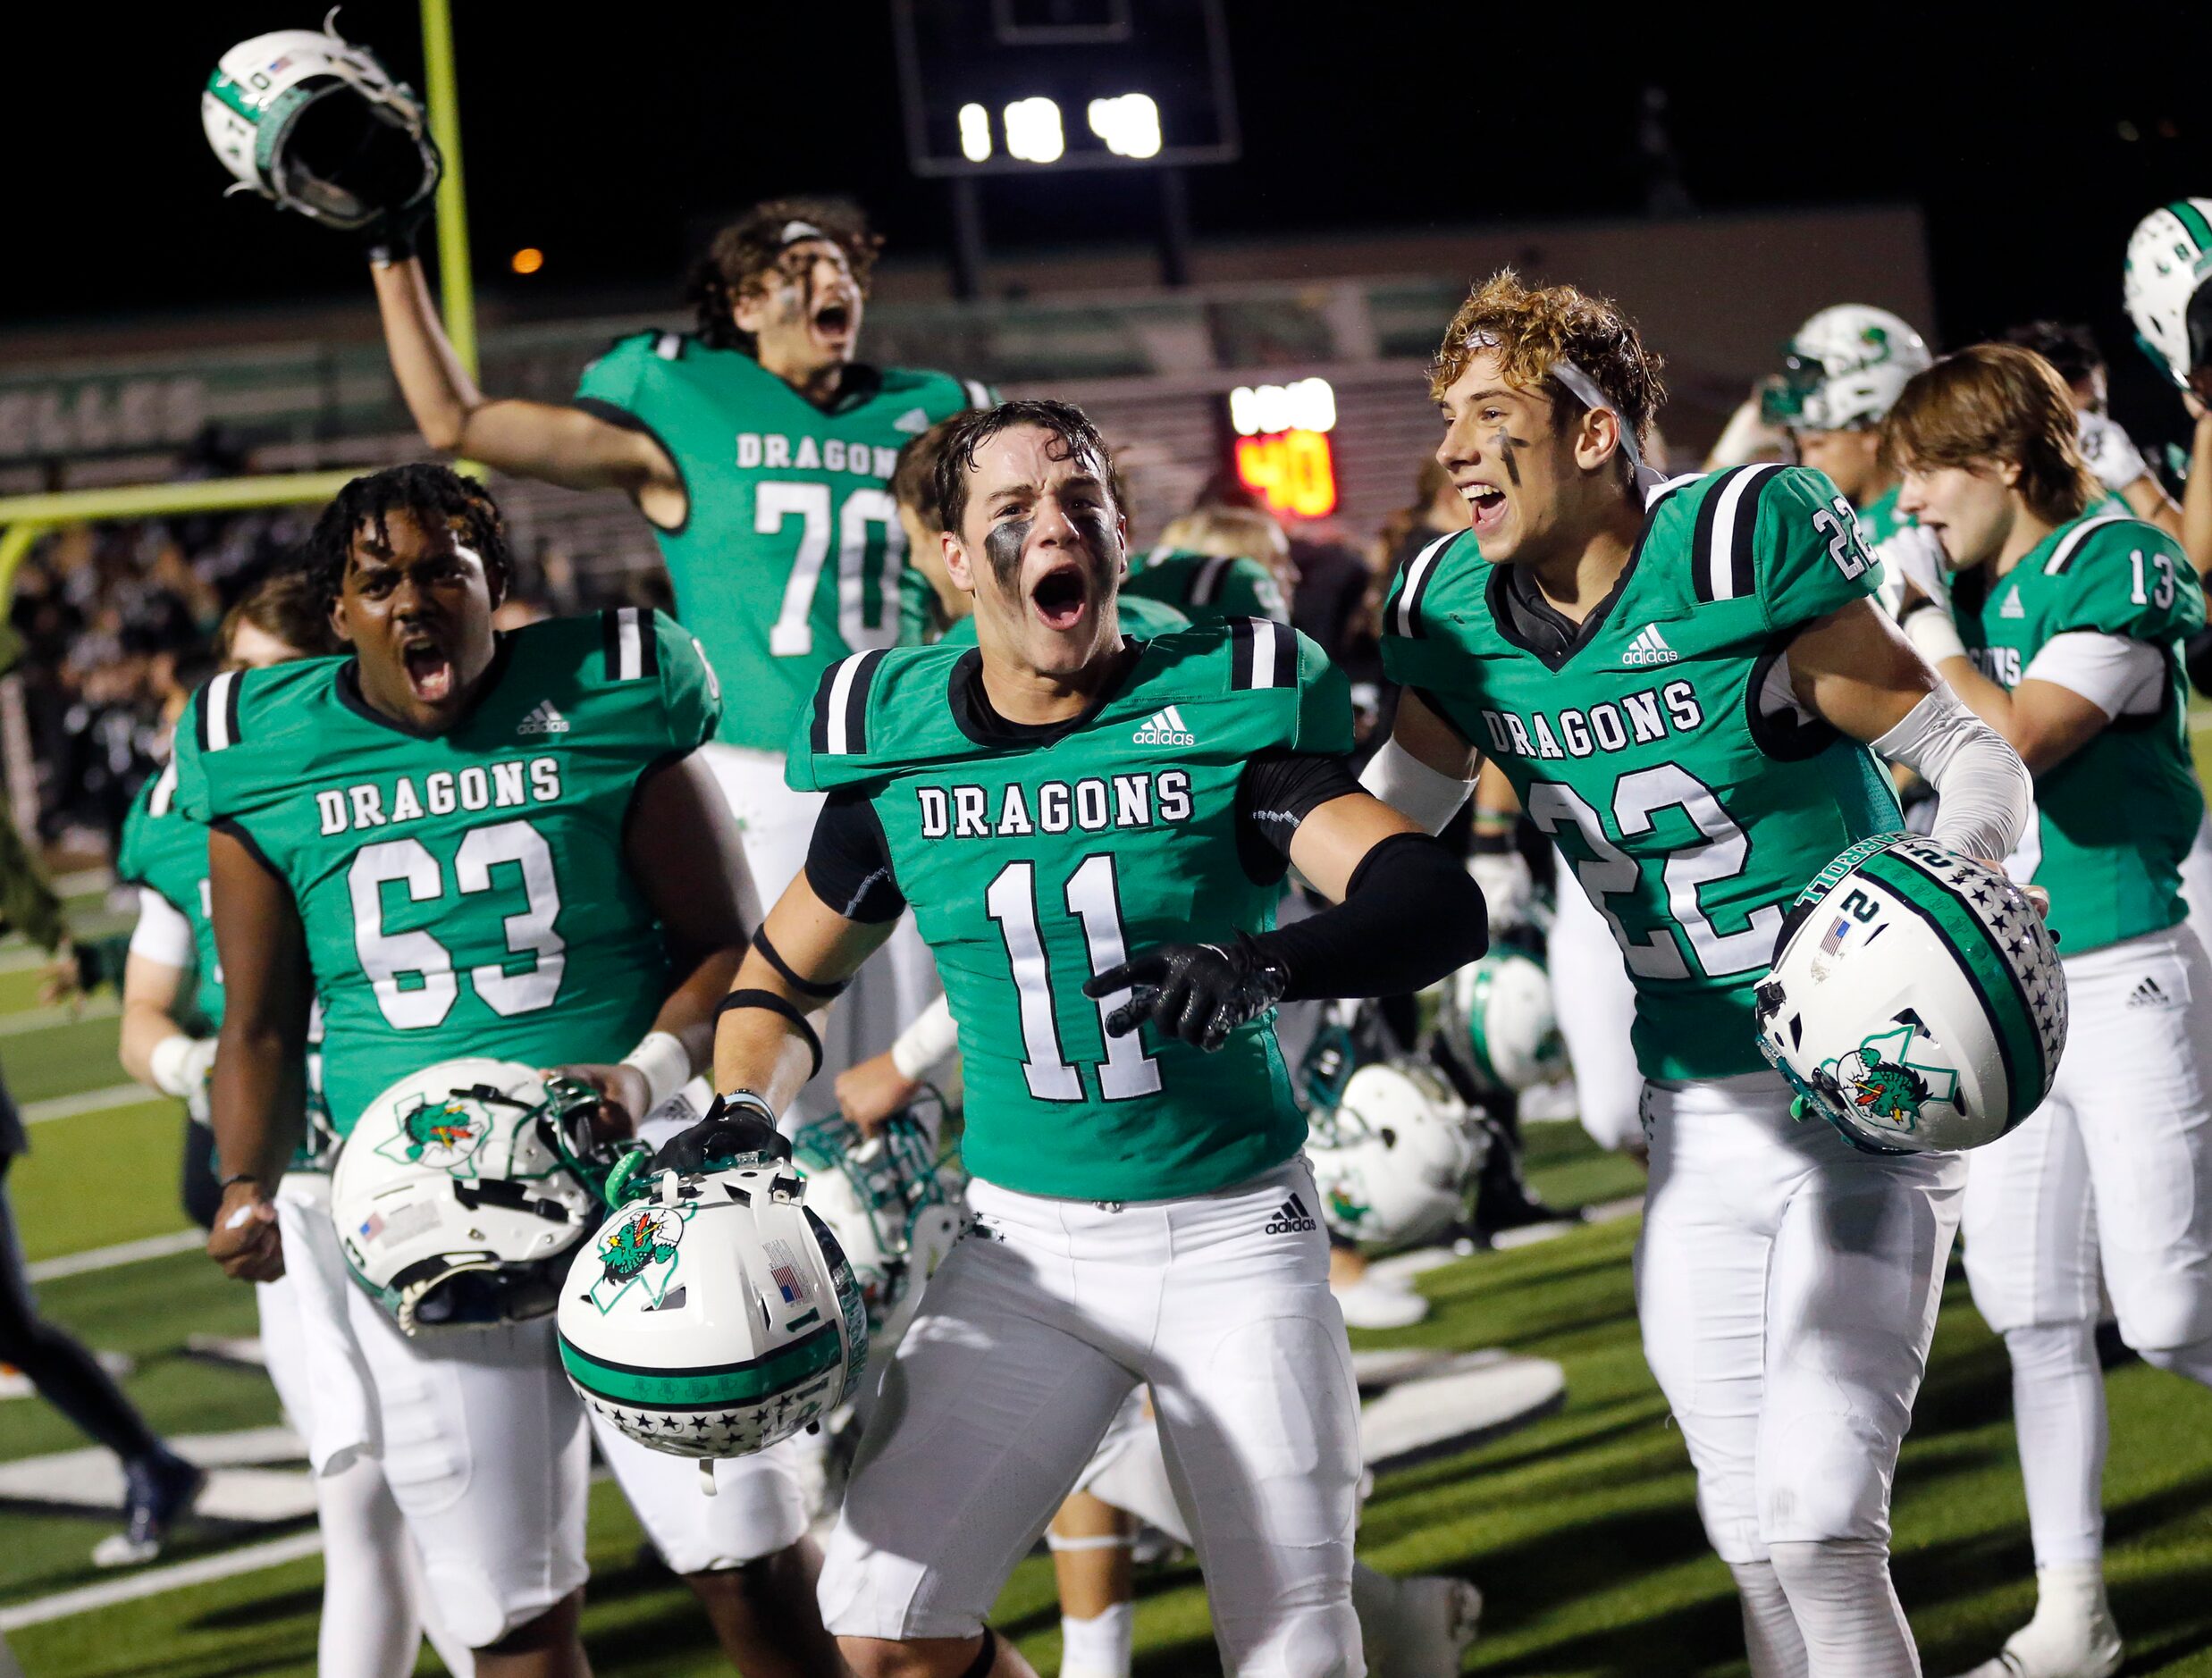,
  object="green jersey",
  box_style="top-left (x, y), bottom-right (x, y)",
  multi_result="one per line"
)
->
top-left (1384, 465), bottom-right (1902, 1082)
top-left (1856, 483), bottom-right (1906, 545)
top-left (117, 763), bottom-right (222, 1029)
top-left (1125, 546), bottom-right (1290, 624)
top-left (1952, 511), bottom-right (2206, 954)
top-left (937, 594), bottom-right (1191, 648)
top-left (576, 332), bottom-right (984, 751)
top-left (174, 609), bottom-right (720, 1134)
top-left (793, 618), bottom-right (1350, 1201)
